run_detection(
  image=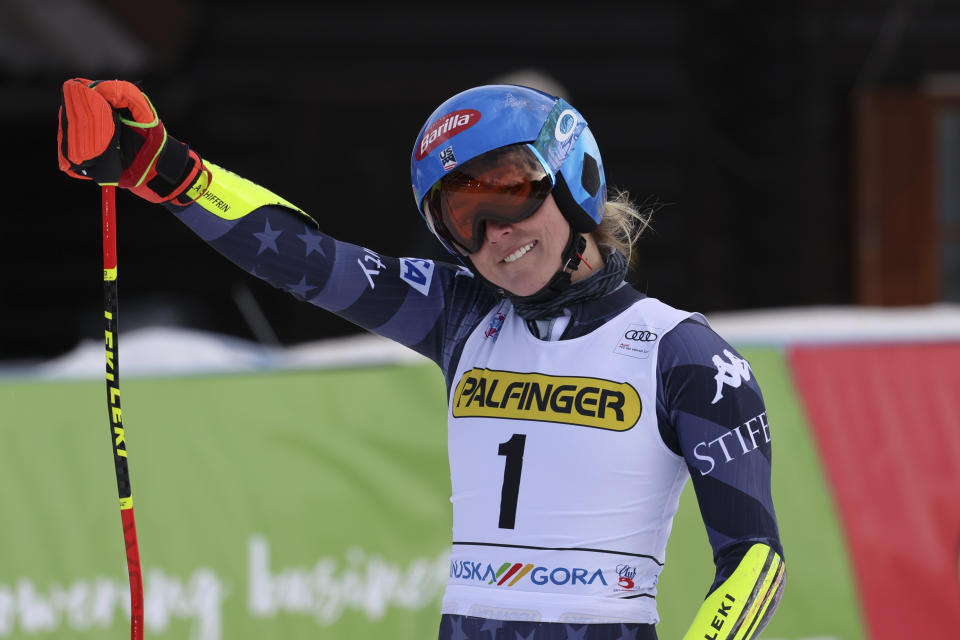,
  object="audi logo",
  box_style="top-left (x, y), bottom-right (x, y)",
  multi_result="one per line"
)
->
top-left (624, 330), bottom-right (657, 342)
